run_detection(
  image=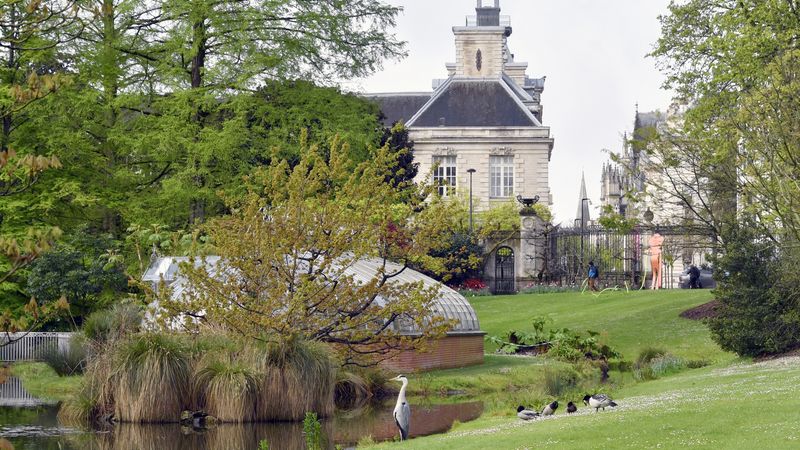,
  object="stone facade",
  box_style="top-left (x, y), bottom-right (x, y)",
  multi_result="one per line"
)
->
top-left (369, 1), bottom-right (554, 290)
